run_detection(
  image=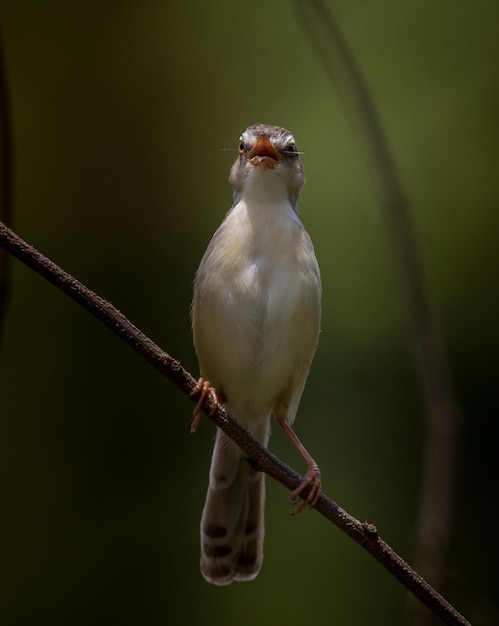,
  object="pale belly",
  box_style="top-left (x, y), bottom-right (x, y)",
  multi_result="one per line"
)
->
top-left (193, 249), bottom-right (320, 427)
